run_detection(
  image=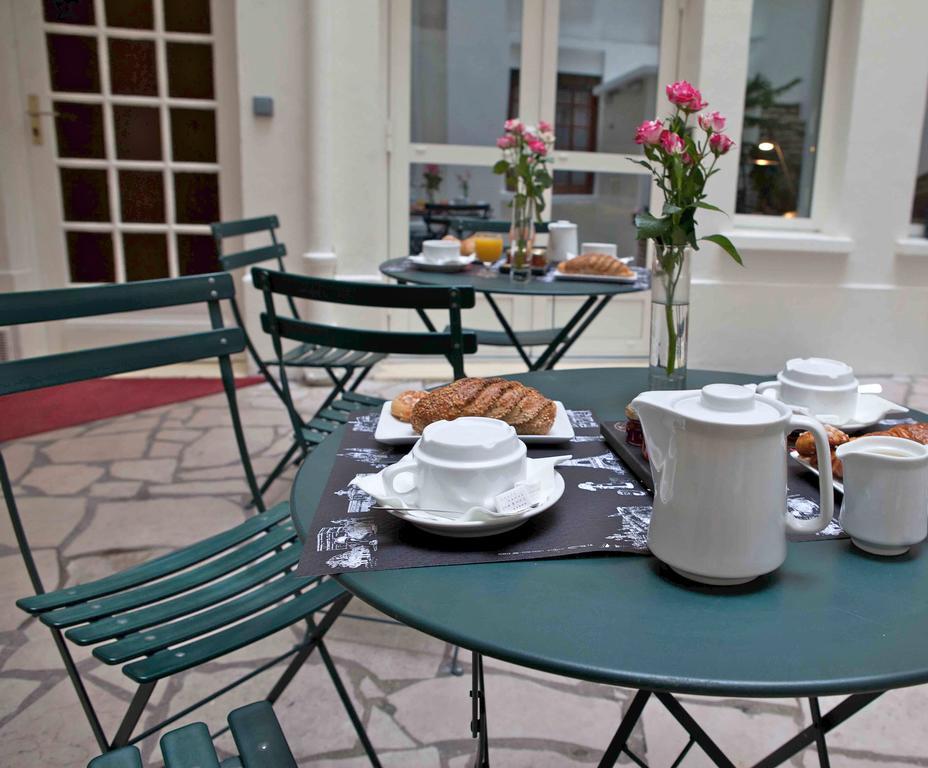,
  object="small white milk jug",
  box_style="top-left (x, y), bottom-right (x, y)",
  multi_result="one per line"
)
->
top-left (546, 220), bottom-right (578, 263)
top-left (633, 384), bottom-right (834, 585)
